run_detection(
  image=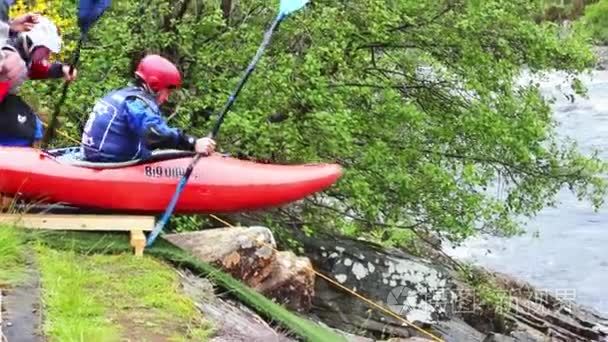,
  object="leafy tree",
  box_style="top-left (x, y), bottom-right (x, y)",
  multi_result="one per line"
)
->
top-left (580, 0), bottom-right (608, 44)
top-left (16, 0), bottom-right (607, 246)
